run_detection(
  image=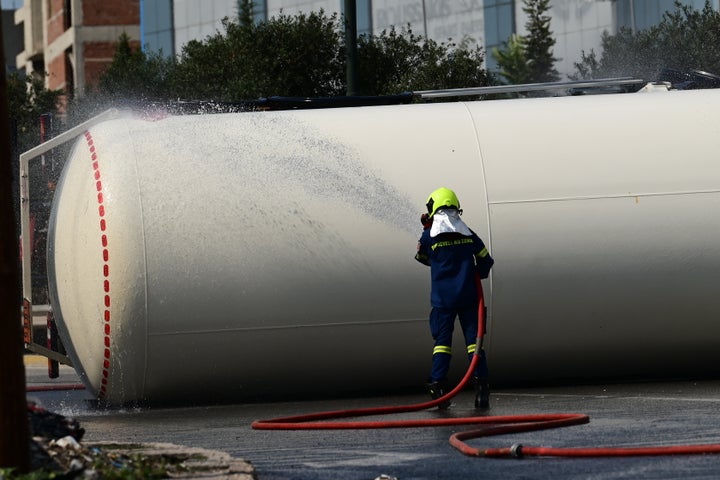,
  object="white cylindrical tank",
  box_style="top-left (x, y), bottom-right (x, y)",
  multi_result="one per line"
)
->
top-left (48, 88), bottom-right (720, 405)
